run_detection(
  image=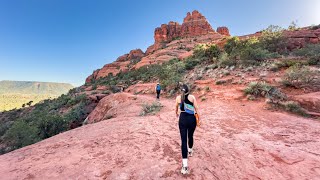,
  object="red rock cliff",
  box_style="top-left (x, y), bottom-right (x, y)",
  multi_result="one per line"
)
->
top-left (217, 26), bottom-right (230, 36)
top-left (86, 10), bottom-right (230, 83)
top-left (154, 10), bottom-right (215, 44)
top-left (85, 49), bottom-right (144, 83)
